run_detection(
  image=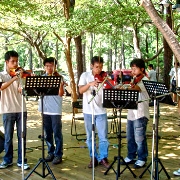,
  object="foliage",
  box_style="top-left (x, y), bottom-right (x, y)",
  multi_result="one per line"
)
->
top-left (0, 0), bottom-right (178, 73)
